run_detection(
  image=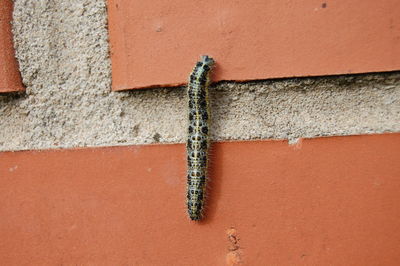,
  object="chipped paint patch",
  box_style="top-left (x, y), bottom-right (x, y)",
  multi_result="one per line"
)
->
top-left (226, 227), bottom-right (243, 265)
